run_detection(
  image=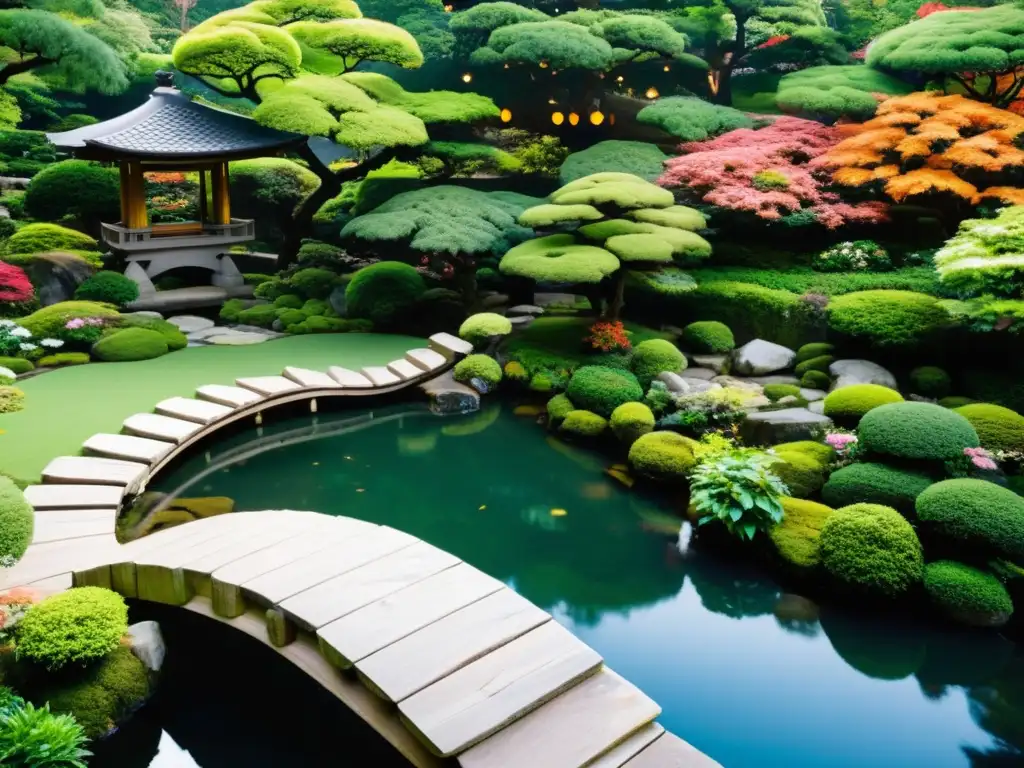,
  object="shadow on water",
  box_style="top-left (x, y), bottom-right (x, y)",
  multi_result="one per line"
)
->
top-left (143, 401), bottom-right (1024, 768)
